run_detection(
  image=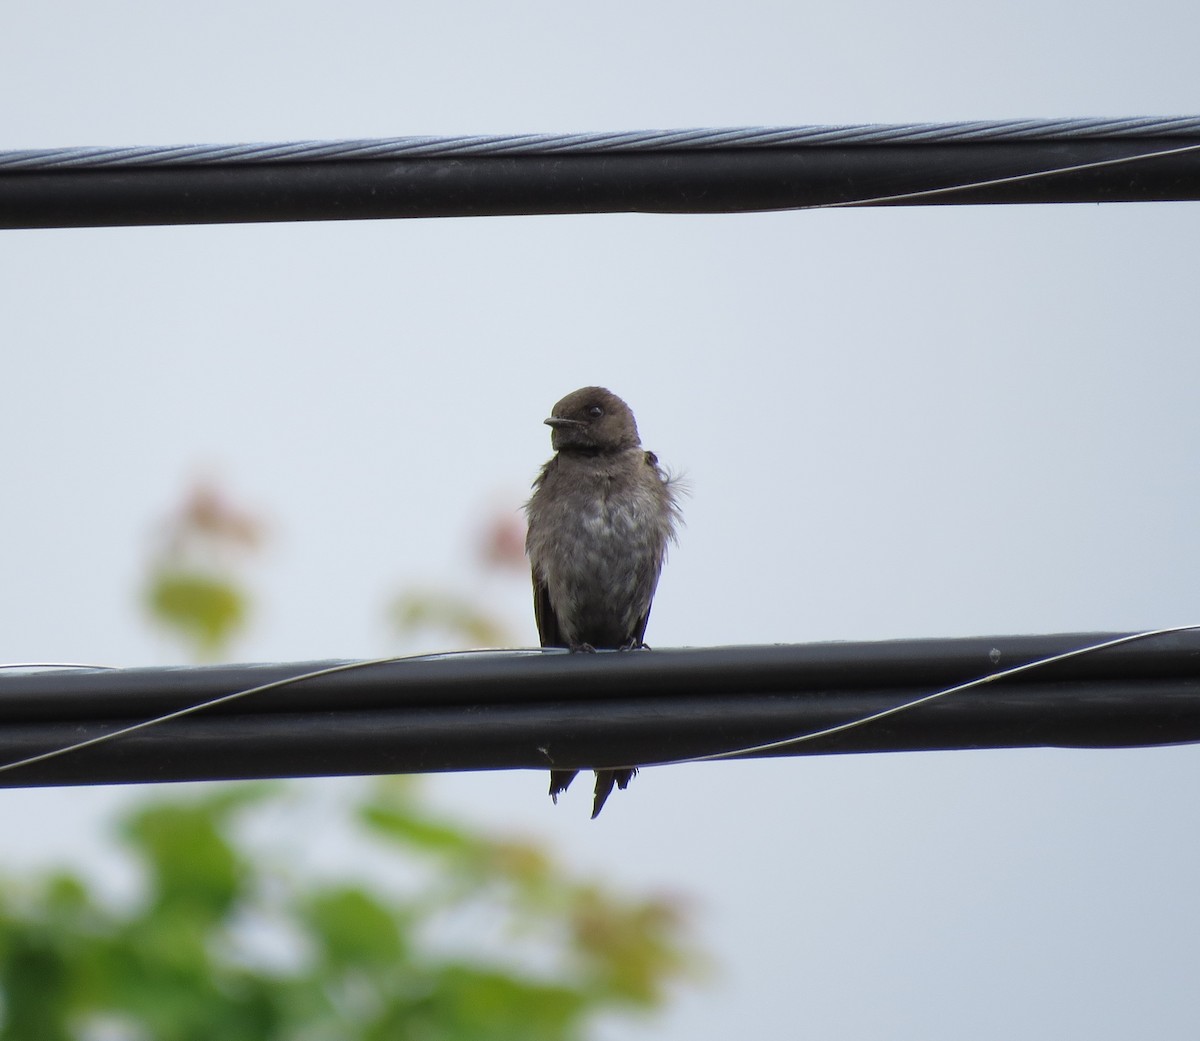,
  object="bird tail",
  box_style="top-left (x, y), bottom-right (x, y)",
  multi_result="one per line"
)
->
top-left (549, 770), bottom-right (577, 803)
top-left (591, 767), bottom-right (638, 819)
